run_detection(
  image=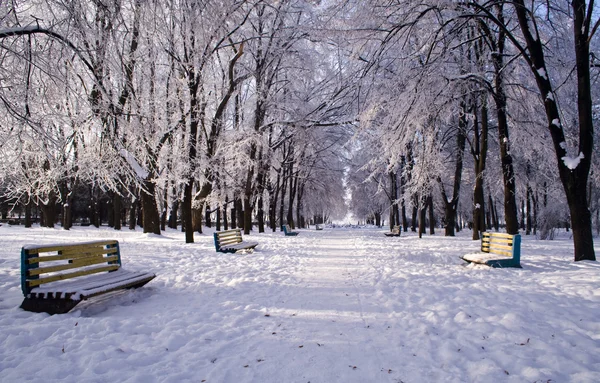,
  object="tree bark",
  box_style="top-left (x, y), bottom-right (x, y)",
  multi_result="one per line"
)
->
top-left (472, 95), bottom-right (488, 240)
top-left (141, 181), bottom-right (161, 235)
top-left (526, 185), bottom-right (532, 235)
top-left (113, 191), bottom-right (122, 230)
top-left (418, 198), bottom-right (426, 238)
top-left (492, 4), bottom-right (519, 234)
top-left (24, 201), bottom-right (32, 228)
top-left (427, 194), bottom-right (435, 235)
